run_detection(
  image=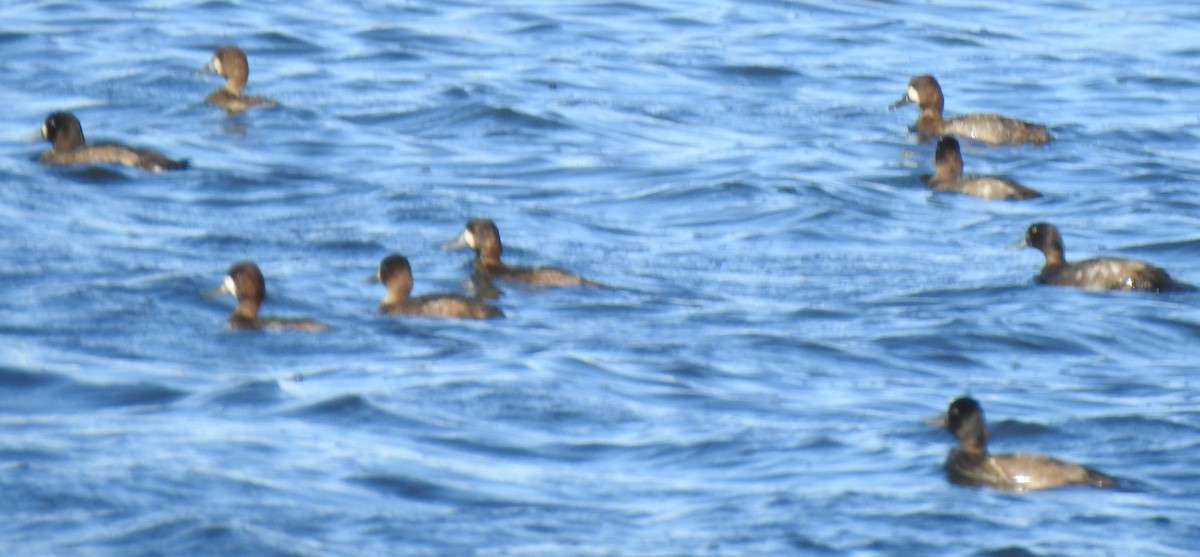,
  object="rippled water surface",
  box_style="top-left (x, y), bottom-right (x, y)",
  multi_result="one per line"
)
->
top-left (3, 1), bottom-right (1200, 555)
